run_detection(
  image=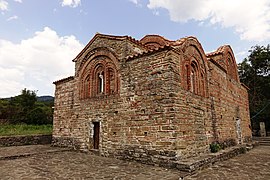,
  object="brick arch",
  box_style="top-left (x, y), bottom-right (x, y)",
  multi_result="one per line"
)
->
top-left (180, 37), bottom-right (208, 72)
top-left (140, 35), bottom-right (170, 50)
top-left (79, 48), bottom-right (120, 99)
top-left (78, 47), bottom-right (120, 75)
top-left (180, 37), bottom-right (208, 96)
top-left (222, 46), bottom-right (240, 82)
